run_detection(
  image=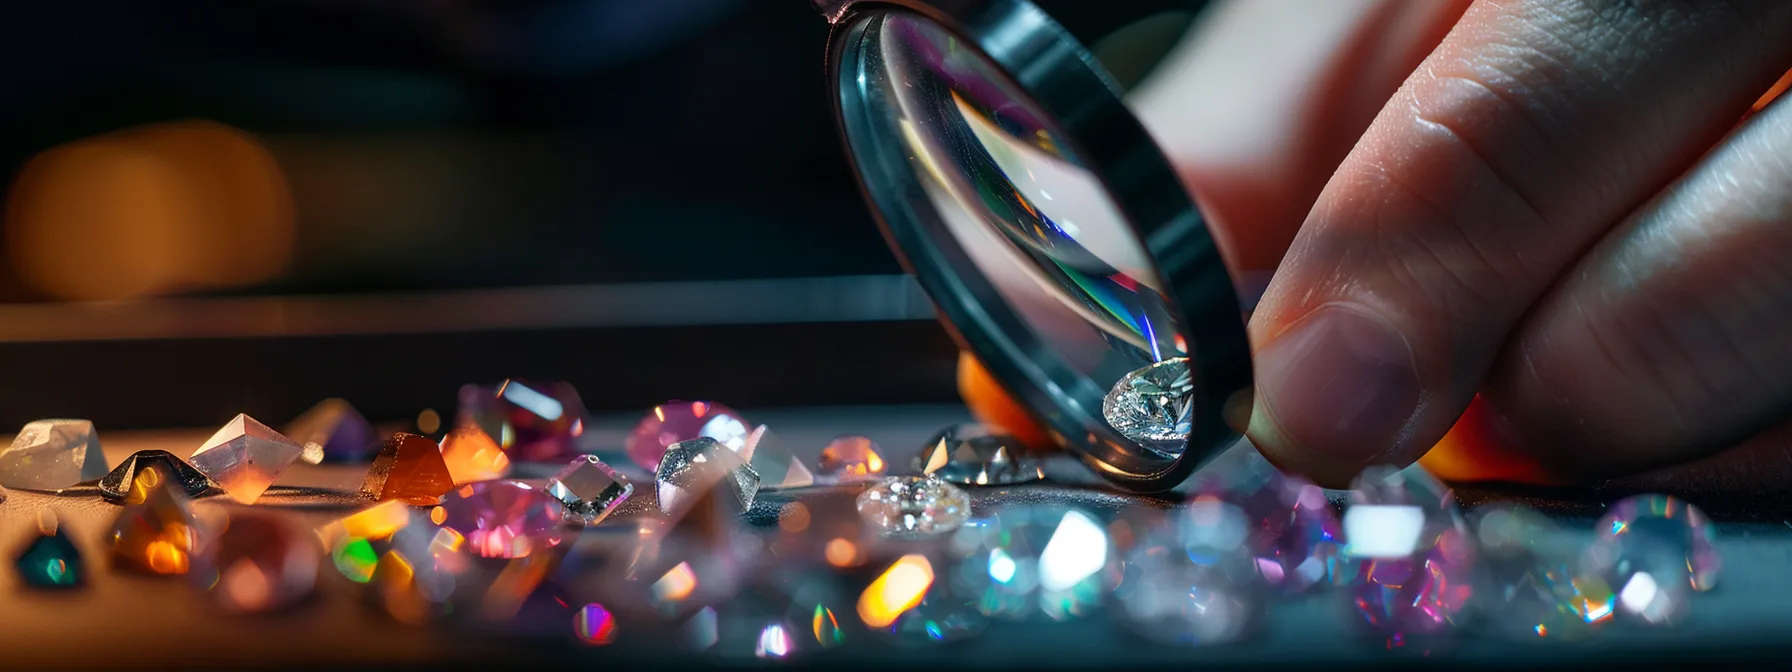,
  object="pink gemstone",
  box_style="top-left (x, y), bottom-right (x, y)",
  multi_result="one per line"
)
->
top-left (432, 480), bottom-right (567, 559)
top-left (624, 401), bottom-right (750, 471)
top-left (1191, 451), bottom-right (1351, 594)
top-left (456, 380), bottom-right (589, 463)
